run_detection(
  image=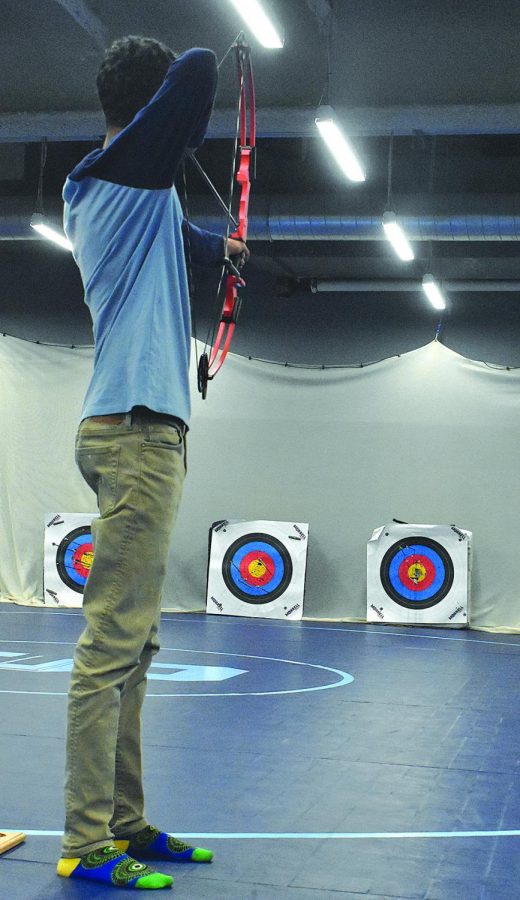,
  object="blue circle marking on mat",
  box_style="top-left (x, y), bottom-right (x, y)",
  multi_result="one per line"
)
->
top-left (231, 540), bottom-right (284, 594)
top-left (0, 641), bottom-right (354, 697)
top-left (388, 544), bottom-right (446, 603)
